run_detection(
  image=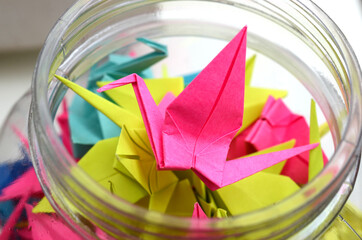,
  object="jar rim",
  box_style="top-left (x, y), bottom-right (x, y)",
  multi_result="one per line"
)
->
top-left (30, 0), bottom-right (362, 235)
